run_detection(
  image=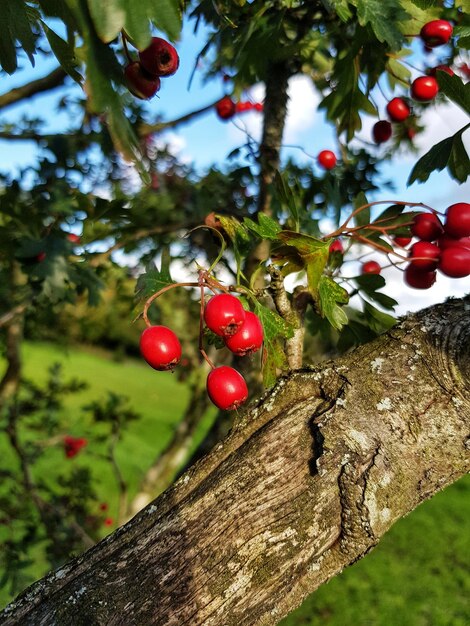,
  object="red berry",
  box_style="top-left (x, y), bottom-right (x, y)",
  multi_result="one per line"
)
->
top-left (404, 265), bottom-right (437, 289)
top-left (140, 326), bottom-right (182, 371)
top-left (438, 246), bottom-right (470, 278)
top-left (444, 202), bottom-right (470, 238)
top-left (420, 20), bottom-right (453, 48)
top-left (372, 120), bottom-right (392, 144)
top-left (429, 64), bottom-right (454, 77)
top-left (317, 150), bottom-right (337, 170)
top-left (253, 102), bottom-right (264, 112)
top-left (406, 128), bottom-right (417, 140)
top-left (411, 212), bottom-right (443, 241)
top-left (99, 503), bottom-right (108, 512)
top-left (204, 294), bottom-right (246, 337)
top-left (386, 98), bottom-right (411, 122)
top-left (393, 236), bottom-right (412, 247)
top-left (409, 241), bottom-right (440, 270)
top-left (235, 101), bottom-right (253, 113)
top-left (64, 436), bottom-right (88, 459)
top-left (104, 518), bottom-right (114, 527)
top-left (139, 37), bottom-right (179, 77)
top-left (36, 252), bottom-right (46, 263)
top-left (124, 62), bottom-right (161, 100)
top-left (225, 312), bottom-right (264, 356)
top-left (215, 96), bottom-right (236, 120)
top-left (206, 366), bottom-right (248, 411)
top-left (362, 260), bottom-right (381, 275)
top-left (329, 239), bottom-right (344, 254)
top-left (438, 234), bottom-right (470, 250)
top-left (411, 76), bottom-right (439, 102)
top-left (67, 233), bottom-right (81, 244)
